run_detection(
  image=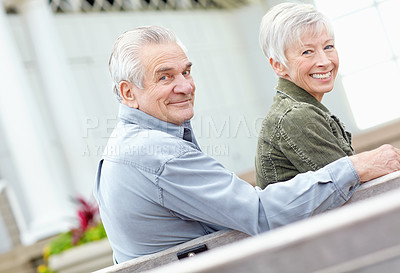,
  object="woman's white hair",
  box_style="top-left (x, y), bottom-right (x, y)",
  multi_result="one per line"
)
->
top-left (109, 25), bottom-right (187, 101)
top-left (259, 2), bottom-right (334, 68)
